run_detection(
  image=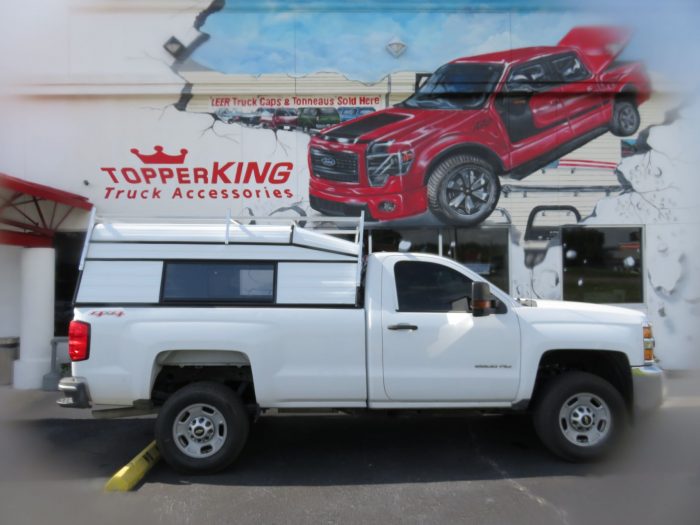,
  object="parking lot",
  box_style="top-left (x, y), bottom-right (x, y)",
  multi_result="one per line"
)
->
top-left (1, 375), bottom-right (699, 525)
